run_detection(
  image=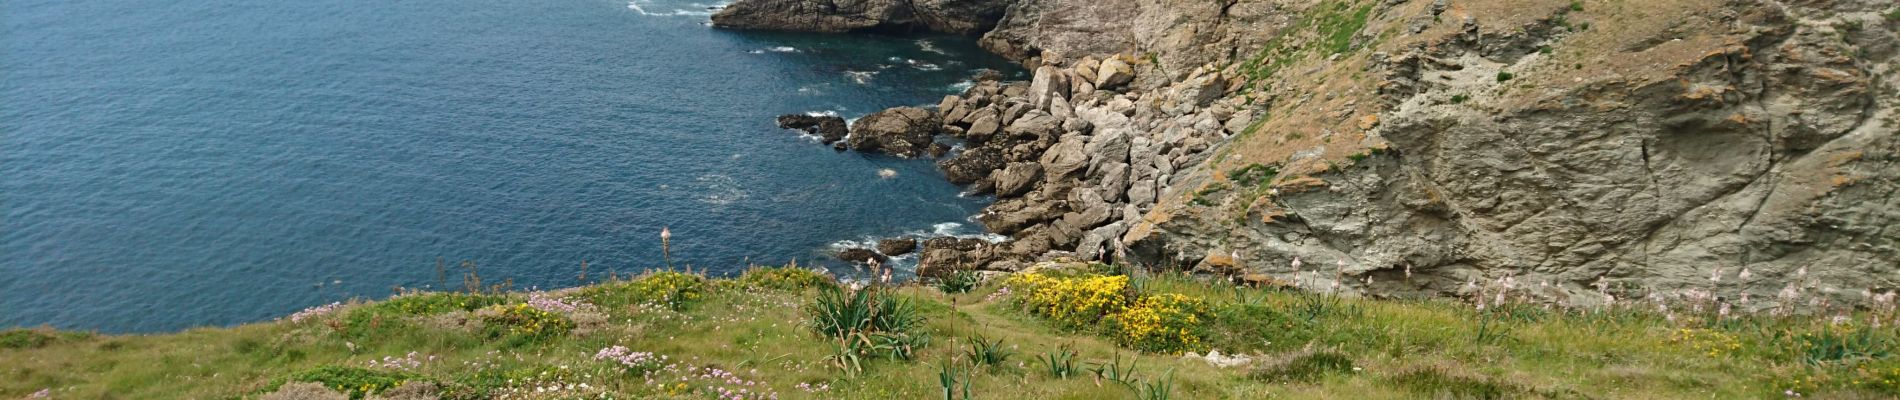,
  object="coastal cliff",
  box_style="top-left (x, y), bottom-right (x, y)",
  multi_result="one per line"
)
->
top-left (723, 0), bottom-right (1900, 306)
